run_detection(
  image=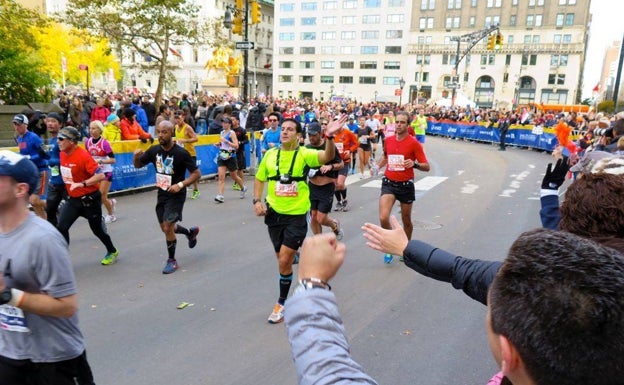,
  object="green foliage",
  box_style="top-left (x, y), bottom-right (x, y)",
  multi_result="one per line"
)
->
top-left (0, 0), bottom-right (53, 104)
top-left (597, 100), bottom-right (615, 113)
top-left (581, 98), bottom-right (592, 106)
